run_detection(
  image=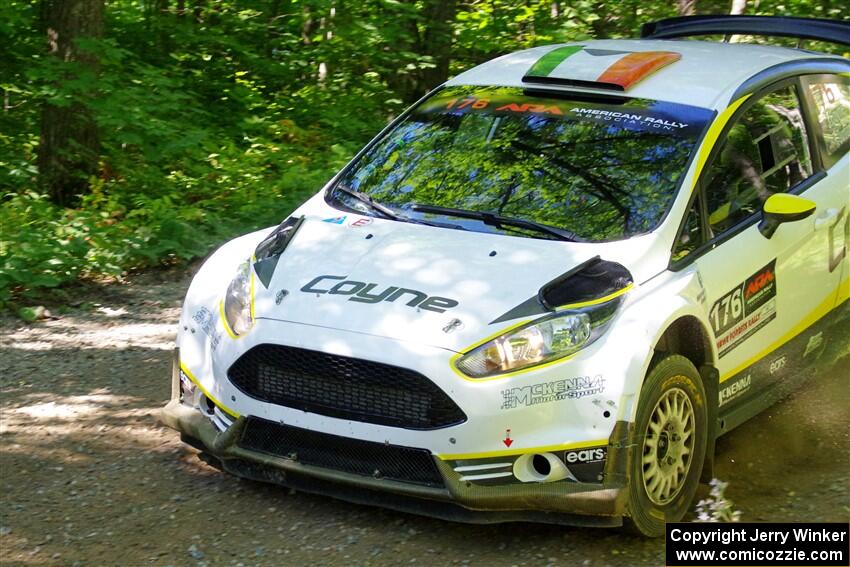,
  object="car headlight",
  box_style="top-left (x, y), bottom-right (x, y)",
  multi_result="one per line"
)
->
top-left (221, 259), bottom-right (254, 337)
top-left (455, 299), bottom-right (621, 379)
